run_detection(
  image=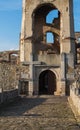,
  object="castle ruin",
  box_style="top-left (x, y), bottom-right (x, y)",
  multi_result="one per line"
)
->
top-left (20, 0), bottom-right (75, 96)
top-left (0, 0), bottom-right (80, 115)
